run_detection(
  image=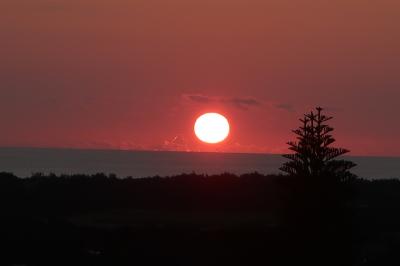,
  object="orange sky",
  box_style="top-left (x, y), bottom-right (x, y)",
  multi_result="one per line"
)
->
top-left (1, 0), bottom-right (400, 155)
